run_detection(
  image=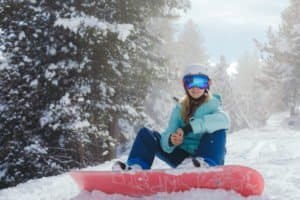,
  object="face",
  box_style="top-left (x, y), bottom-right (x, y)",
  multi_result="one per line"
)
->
top-left (187, 87), bottom-right (205, 99)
